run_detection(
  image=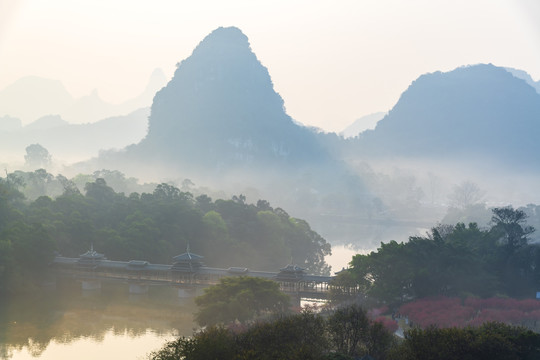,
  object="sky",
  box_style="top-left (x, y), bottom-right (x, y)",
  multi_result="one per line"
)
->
top-left (1, 0), bottom-right (539, 132)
